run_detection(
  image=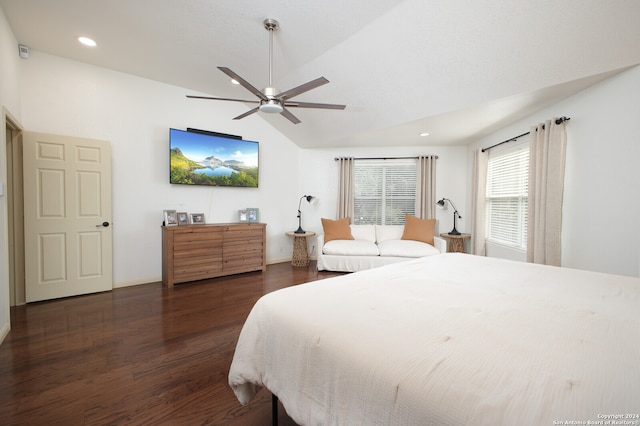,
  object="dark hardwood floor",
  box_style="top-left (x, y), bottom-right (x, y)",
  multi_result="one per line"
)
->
top-left (0, 261), bottom-right (345, 425)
